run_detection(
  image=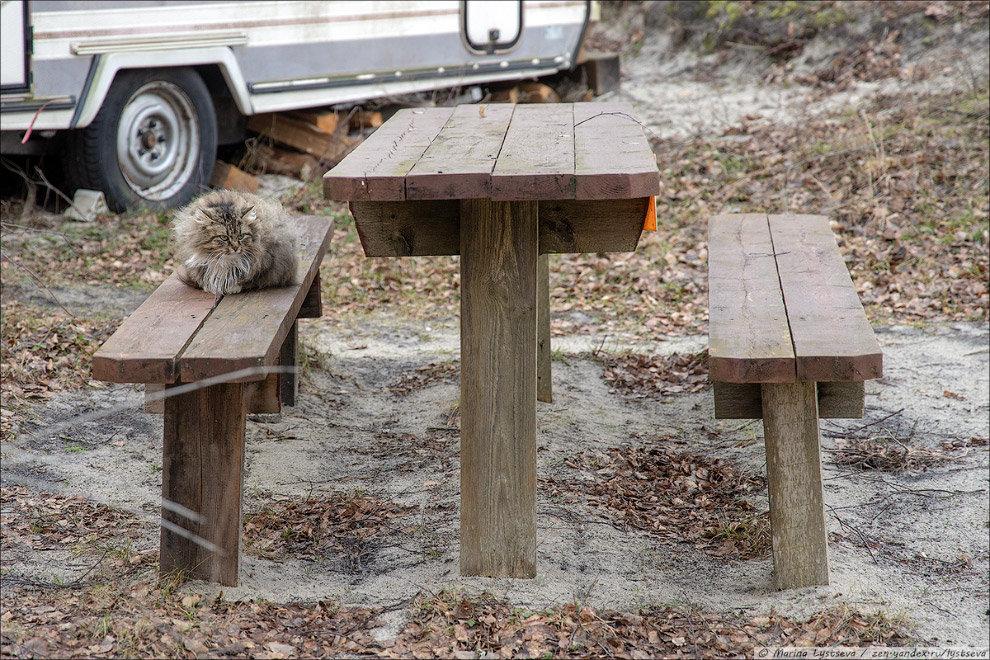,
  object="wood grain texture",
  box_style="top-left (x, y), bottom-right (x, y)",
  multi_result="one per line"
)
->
top-left (492, 104), bottom-right (575, 201)
top-left (297, 273), bottom-right (323, 319)
top-left (350, 199), bottom-right (647, 258)
top-left (459, 198), bottom-right (538, 578)
top-left (713, 381), bottom-right (865, 419)
top-left (279, 320), bottom-right (299, 408)
top-left (177, 215), bottom-right (332, 382)
top-left (325, 103), bottom-right (659, 202)
top-left (323, 107), bottom-right (453, 201)
top-left (91, 274), bottom-right (215, 383)
top-left (761, 381), bottom-right (829, 590)
top-left (708, 213), bottom-right (795, 383)
top-left (537, 254), bottom-right (552, 403)
top-left (247, 113), bottom-right (355, 162)
top-left (407, 104), bottom-right (515, 200)
top-left (94, 215), bottom-right (331, 385)
top-left (573, 102), bottom-right (660, 200)
top-left (538, 198), bottom-right (647, 254)
top-left (160, 382), bottom-right (247, 586)
top-left (351, 200), bottom-right (461, 256)
top-left (768, 214), bottom-right (883, 381)
top-left (248, 373), bottom-right (282, 414)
